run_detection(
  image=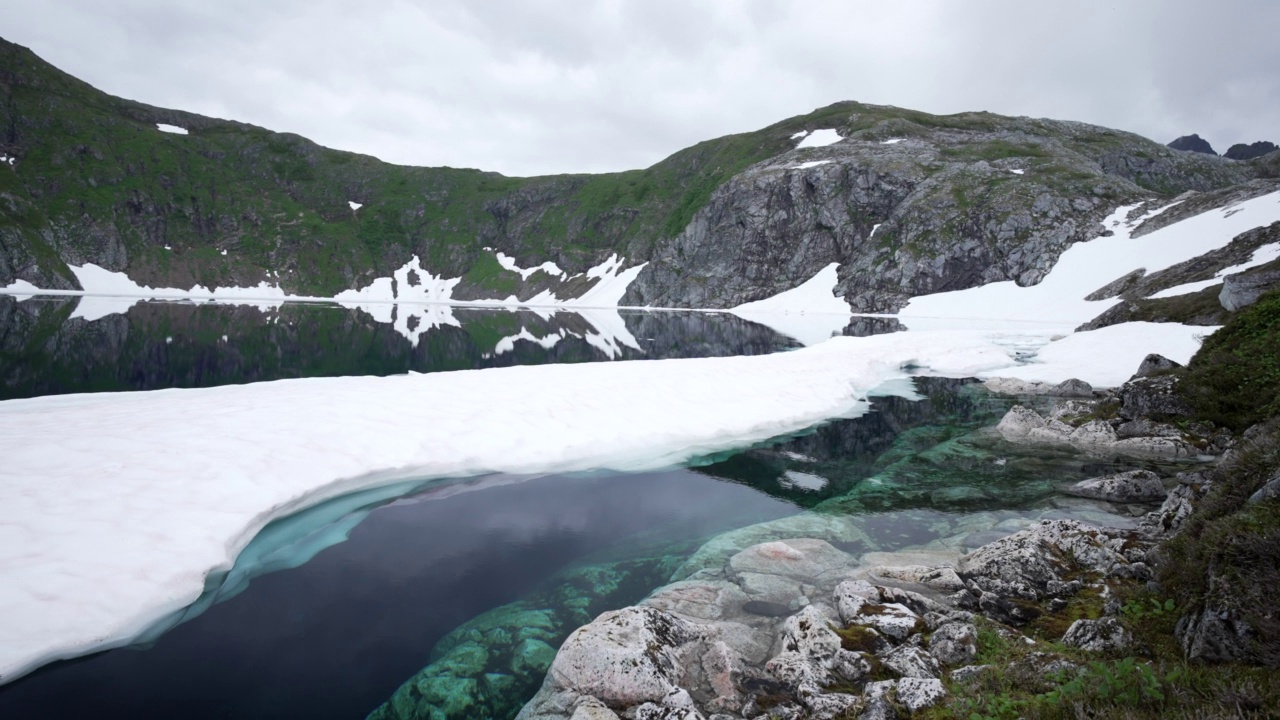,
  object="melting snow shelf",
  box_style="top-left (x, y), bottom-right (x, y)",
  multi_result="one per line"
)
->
top-left (0, 331), bottom-right (1013, 683)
